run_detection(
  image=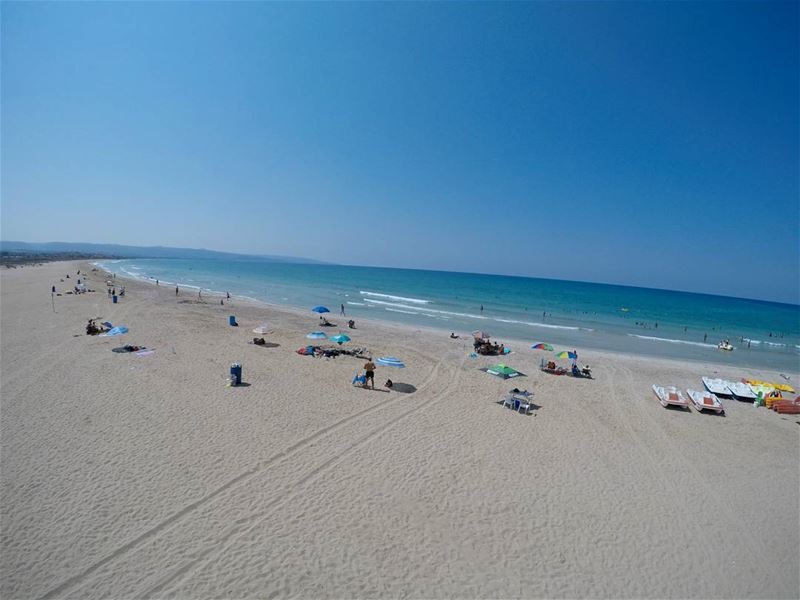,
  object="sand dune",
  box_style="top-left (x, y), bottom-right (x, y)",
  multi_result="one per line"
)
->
top-left (1, 262), bottom-right (798, 598)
